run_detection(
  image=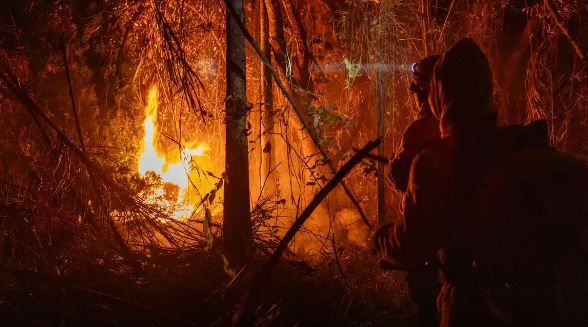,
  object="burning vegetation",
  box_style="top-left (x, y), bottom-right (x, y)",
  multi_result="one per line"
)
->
top-left (0, 0), bottom-right (587, 326)
top-left (138, 85), bottom-right (215, 219)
